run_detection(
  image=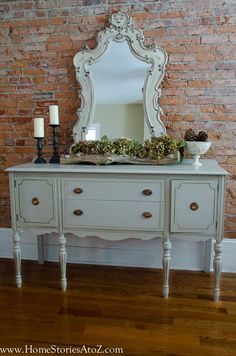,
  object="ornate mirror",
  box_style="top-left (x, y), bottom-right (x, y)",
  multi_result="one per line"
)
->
top-left (73, 12), bottom-right (167, 143)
